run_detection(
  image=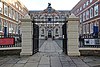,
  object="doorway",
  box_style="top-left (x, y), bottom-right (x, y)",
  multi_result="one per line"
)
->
top-left (48, 30), bottom-right (52, 38)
